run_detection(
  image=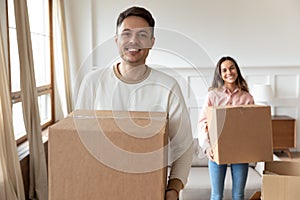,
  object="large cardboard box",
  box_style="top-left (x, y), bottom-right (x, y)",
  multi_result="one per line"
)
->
top-left (207, 105), bottom-right (273, 164)
top-left (49, 110), bottom-right (168, 200)
top-left (262, 161), bottom-right (300, 200)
